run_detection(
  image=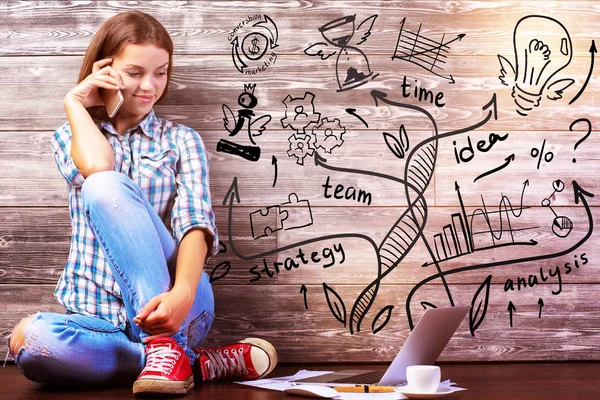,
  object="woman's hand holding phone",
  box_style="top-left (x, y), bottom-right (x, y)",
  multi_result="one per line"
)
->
top-left (64, 58), bottom-right (124, 109)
